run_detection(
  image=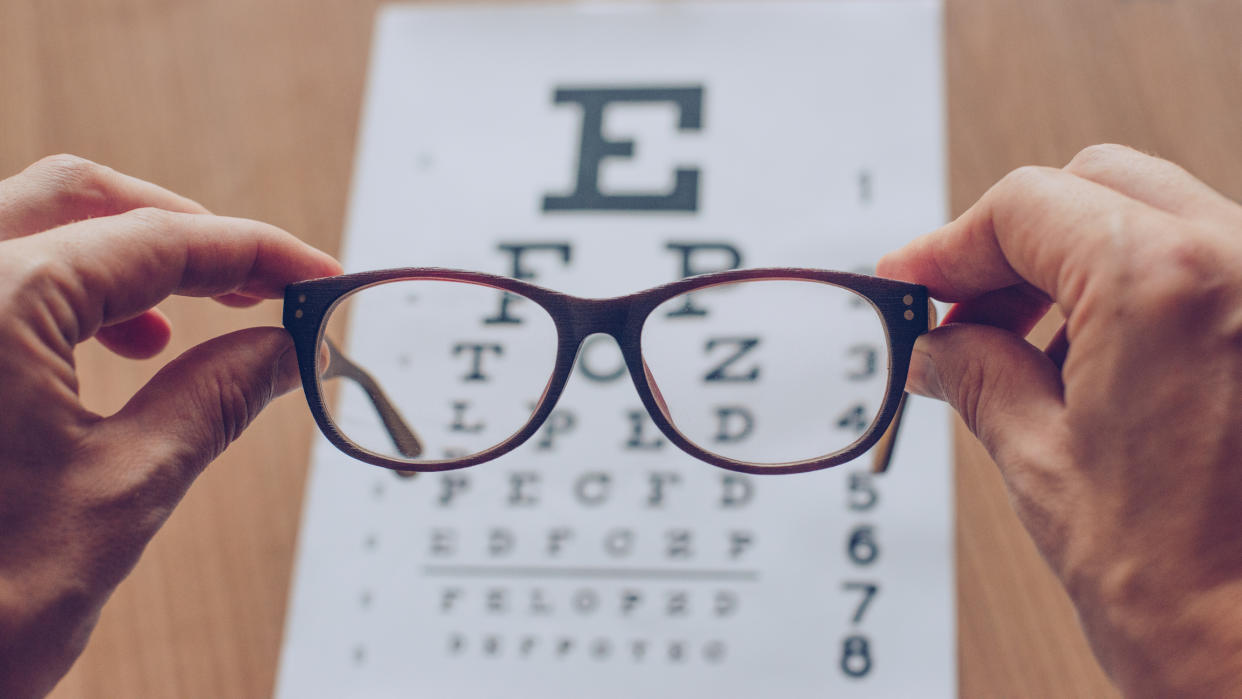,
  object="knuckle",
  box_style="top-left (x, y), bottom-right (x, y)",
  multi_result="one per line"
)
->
top-left (1160, 234), bottom-right (1217, 277)
top-left (27, 154), bottom-right (114, 212)
top-left (948, 351), bottom-right (989, 437)
top-left (0, 247), bottom-right (79, 327)
top-left (214, 376), bottom-right (258, 449)
top-left (996, 165), bottom-right (1059, 194)
top-left (189, 362), bottom-right (273, 460)
top-left (988, 166), bottom-right (1063, 228)
top-left (29, 153), bottom-right (99, 178)
top-left (1125, 234), bottom-right (1225, 316)
top-left (0, 247), bottom-right (59, 290)
top-left (1064, 143), bottom-right (1133, 175)
top-left (122, 205), bottom-right (179, 229)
